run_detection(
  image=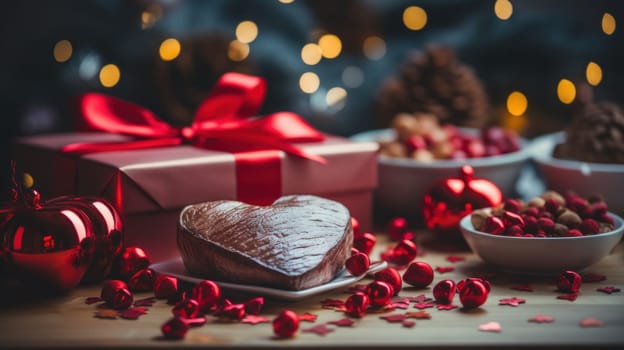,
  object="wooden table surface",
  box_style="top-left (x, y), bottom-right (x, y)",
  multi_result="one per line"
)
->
top-left (1, 233), bottom-right (623, 349)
